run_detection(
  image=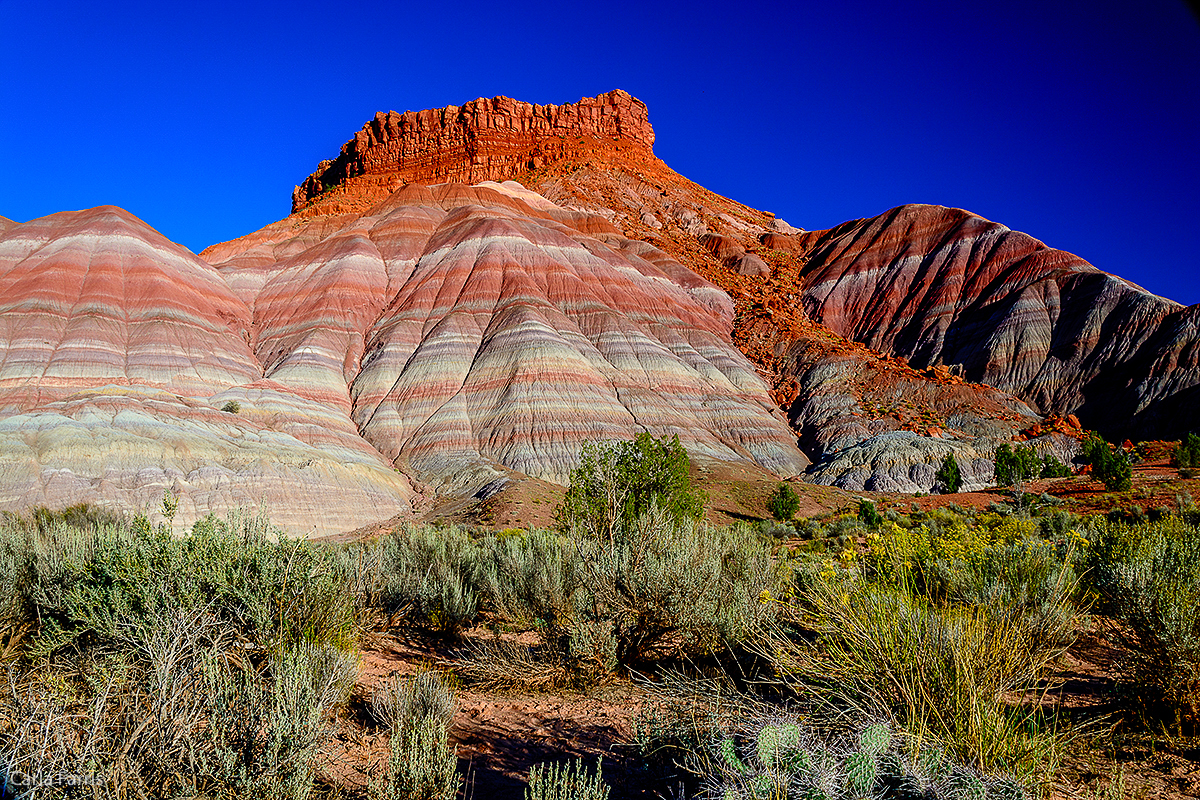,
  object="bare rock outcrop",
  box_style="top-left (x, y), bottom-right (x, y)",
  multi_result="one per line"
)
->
top-left (292, 91), bottom-right (654, 215)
